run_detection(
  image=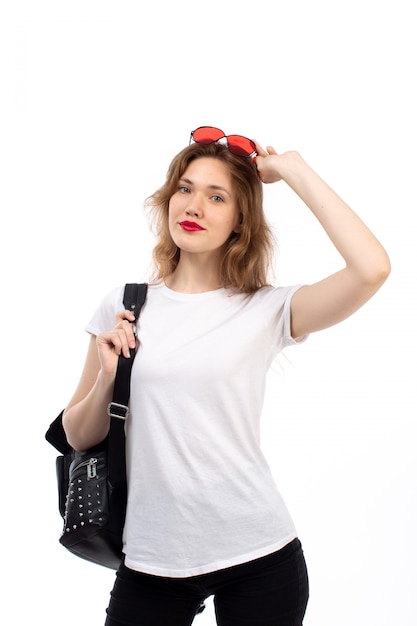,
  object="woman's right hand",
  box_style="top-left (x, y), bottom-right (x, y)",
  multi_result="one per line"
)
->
top-left (96, 310), bottom-right (137, 375)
